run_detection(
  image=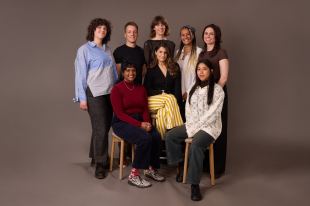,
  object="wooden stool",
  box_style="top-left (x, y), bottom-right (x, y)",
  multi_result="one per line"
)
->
top-left (183, 138), bottom-right (215, 185)
top-left (109, 131), bottom-right (135, 180)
